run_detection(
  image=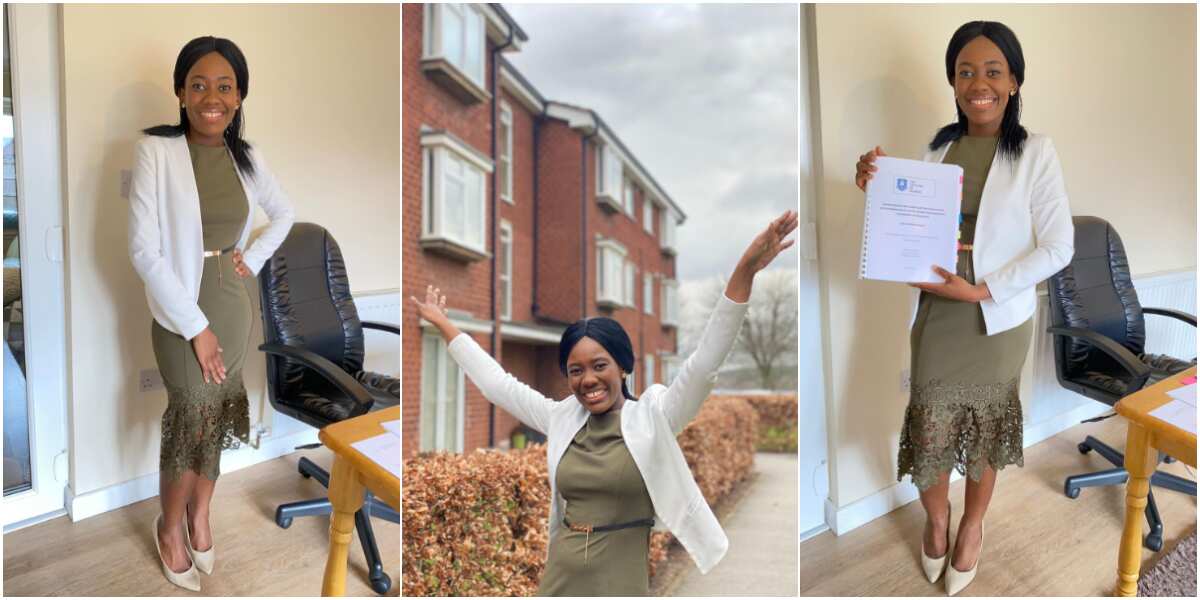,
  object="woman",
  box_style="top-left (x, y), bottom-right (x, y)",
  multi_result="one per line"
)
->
top-left (129, 36), bottom-right (294, 591)
top-left (410, 211), bottom-right (797, 596)
top-left (855, 21), bottom-right (1073, 596)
